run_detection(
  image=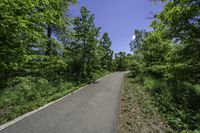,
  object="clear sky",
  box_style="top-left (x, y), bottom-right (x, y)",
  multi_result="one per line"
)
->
top-left (70, 0), bottom-right (163, 54)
